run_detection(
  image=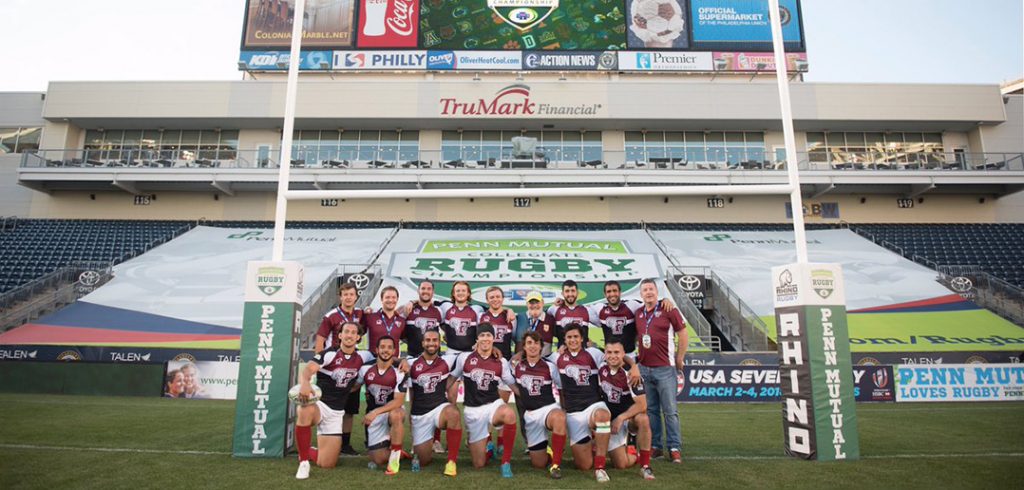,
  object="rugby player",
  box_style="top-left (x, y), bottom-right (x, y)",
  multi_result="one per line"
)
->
top-left (406, 330), bottom-right (462, 476)
top-left (439, 281), bottom-right (483, 363)
top-left (294, 321), bottom-right (375, 479)
top-left (600, 340), bottom-right (655, 479)
top-left (550, 323), bottom-right (639, 482)
top-left (400, 280), bottom-right (446, 454)
top-left (511, 331), bottom-right (567, 479)
top-left (548, 280), bottom-right (597, 346)
top-left (314, 283), bottom-right (366, 455)
top-left (363, 286), bottom-right (407, 357)
top-left (449, 323), bottom-right (518, 477)
top-left (359, 336), bottom-right (408, 475)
